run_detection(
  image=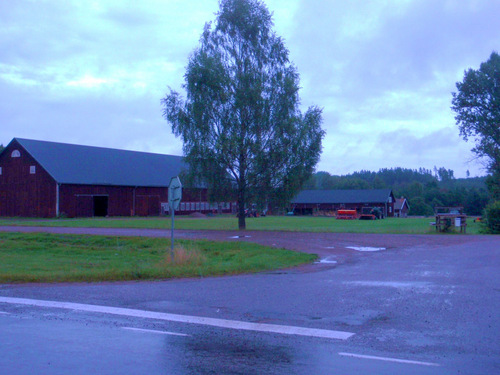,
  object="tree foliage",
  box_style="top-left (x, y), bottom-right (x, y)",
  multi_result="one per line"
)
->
top-left (485, 172), bottom-right (500, 201)
top-left (163, 0), bottom-right (324, 229)
top-left (483, 200), bottom-right (500, 234)
top-left (452, 51), bottom-right (500, 175)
